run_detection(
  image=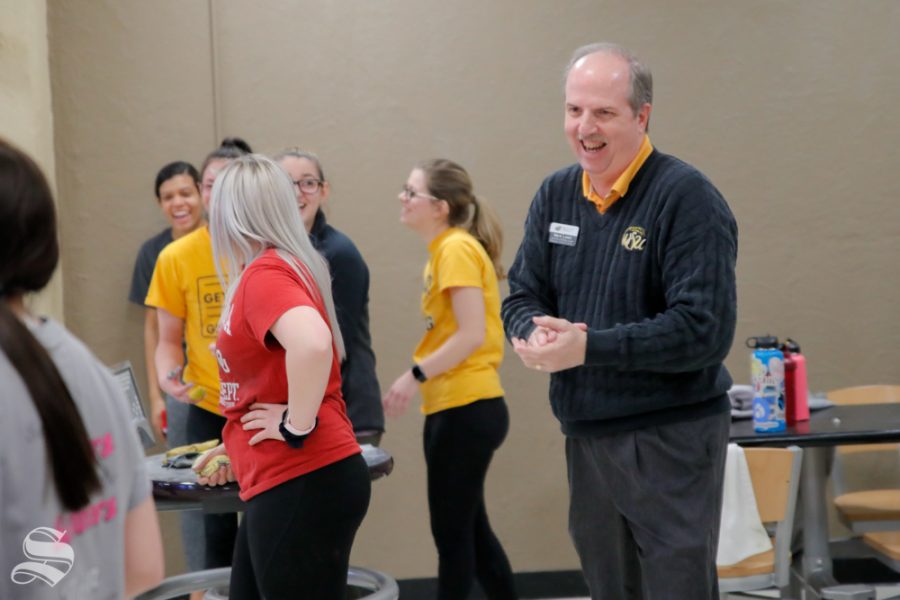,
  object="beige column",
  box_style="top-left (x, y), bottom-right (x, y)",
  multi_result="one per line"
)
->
top-left (0, 0), bottom-right (63, 321)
